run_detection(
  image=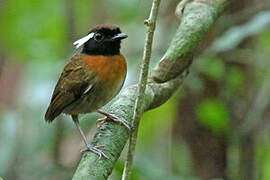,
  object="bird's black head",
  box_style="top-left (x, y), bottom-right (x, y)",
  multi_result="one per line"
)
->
top-left (74, 25), bottom-right (128, 56)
